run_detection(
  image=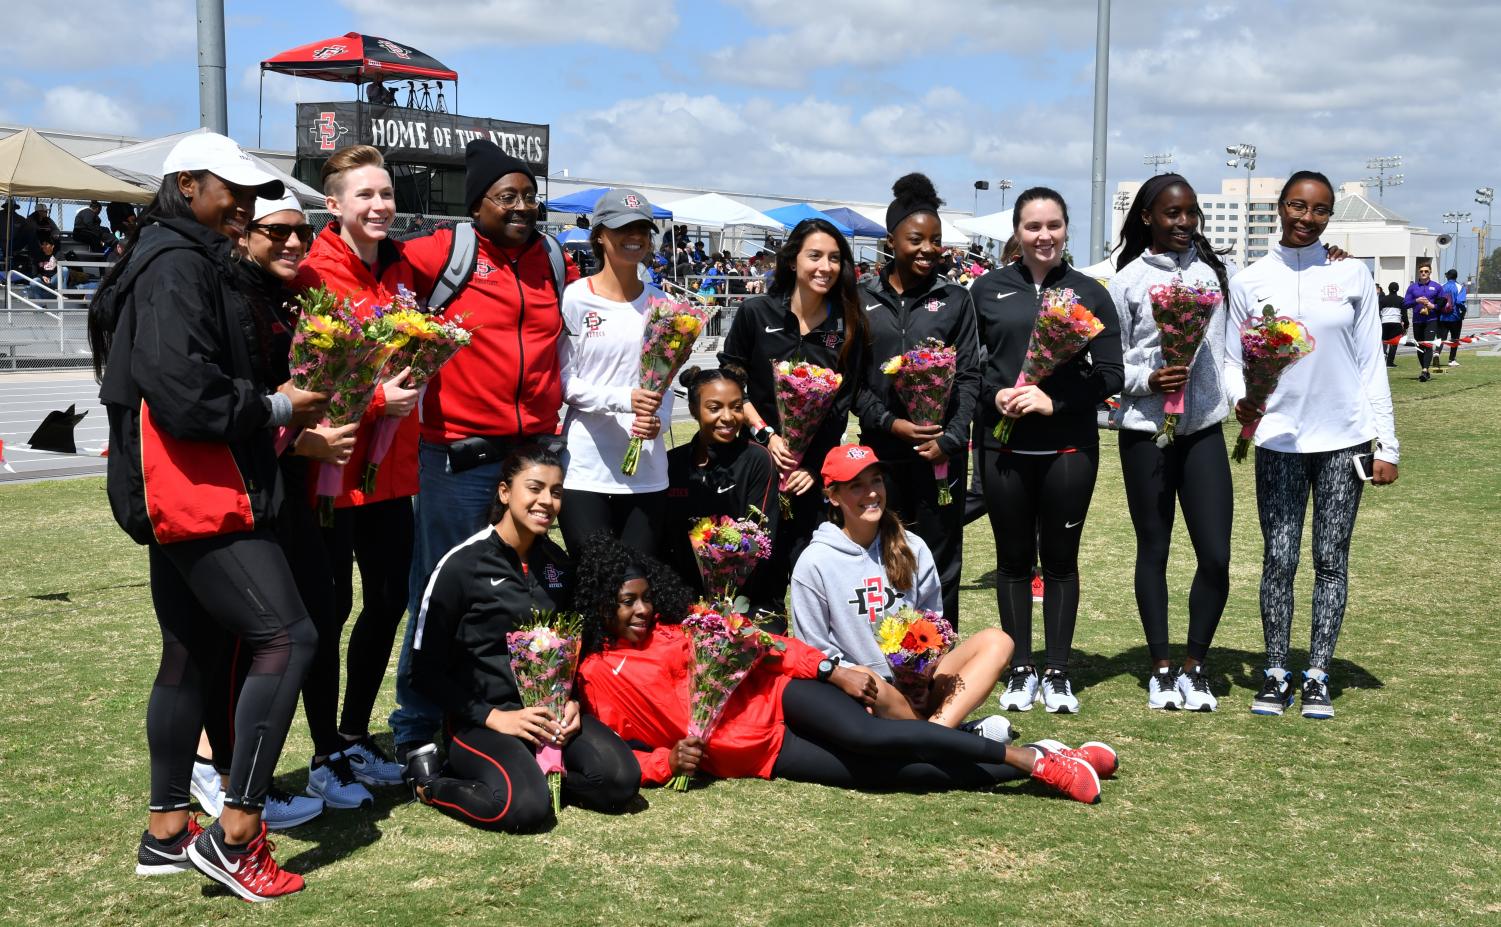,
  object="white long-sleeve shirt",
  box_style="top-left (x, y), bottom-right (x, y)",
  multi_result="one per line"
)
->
top-left (558, 277), bottom-right (674, 493)
top-left (1225, 242), bottom-right (1399, 464)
